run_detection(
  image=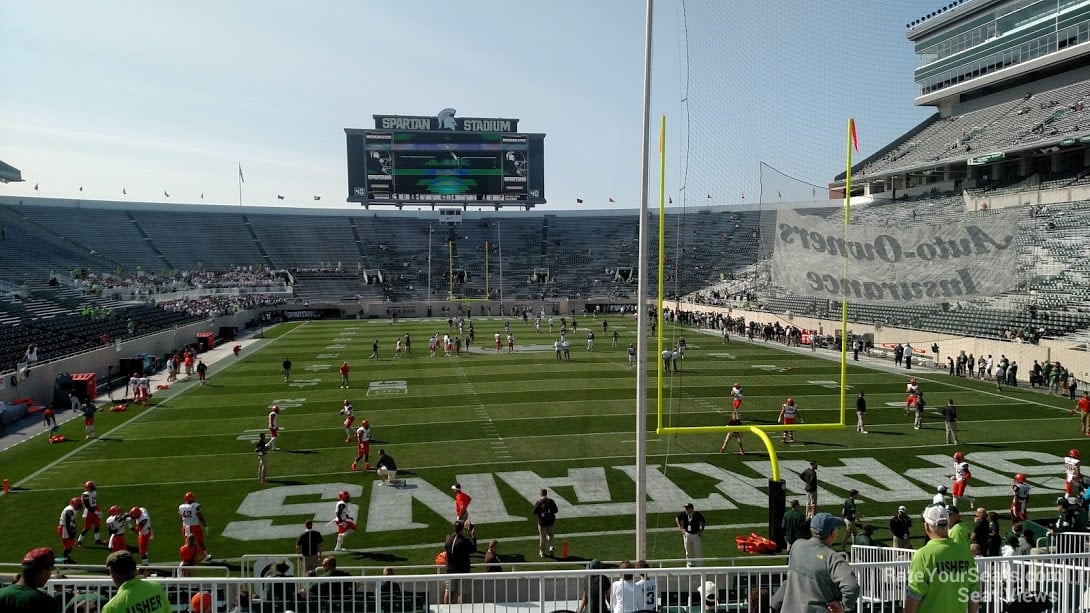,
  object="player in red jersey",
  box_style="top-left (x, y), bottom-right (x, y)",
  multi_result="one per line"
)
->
top-left (339, 361), bottom-right (351, 389)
